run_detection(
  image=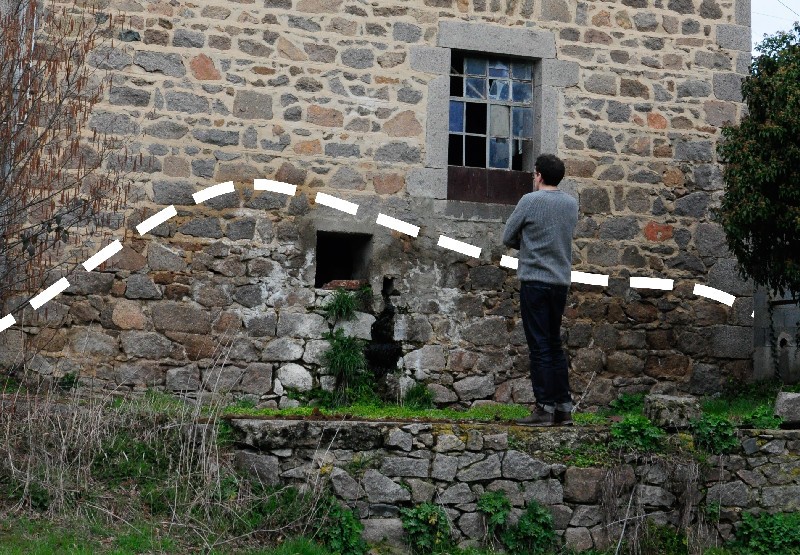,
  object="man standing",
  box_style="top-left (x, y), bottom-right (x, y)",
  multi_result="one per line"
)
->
top-left (503, 154), bottom-right (579, 426)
